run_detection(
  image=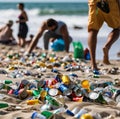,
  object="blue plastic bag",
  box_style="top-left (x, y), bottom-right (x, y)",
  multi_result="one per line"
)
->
top-left (50, 38), bottom-right (65, 51)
